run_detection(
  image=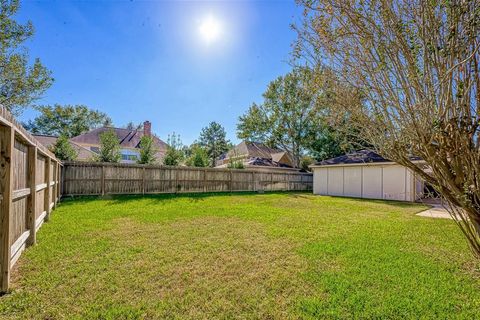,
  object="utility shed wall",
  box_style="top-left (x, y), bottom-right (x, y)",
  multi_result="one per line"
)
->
top-left (312, 163), bottom-right (423, 202)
